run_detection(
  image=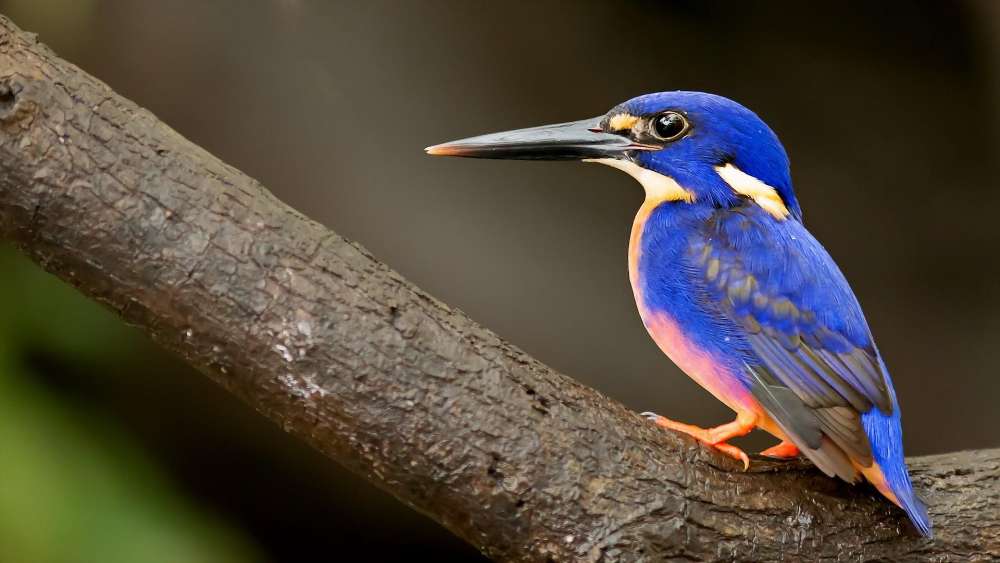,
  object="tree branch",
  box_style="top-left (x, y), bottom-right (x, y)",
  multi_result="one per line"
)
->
top-left (0, 15), bottom-right (996, 562)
